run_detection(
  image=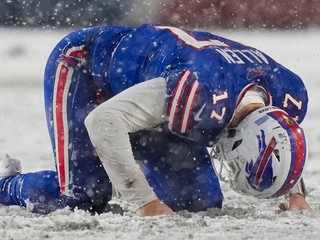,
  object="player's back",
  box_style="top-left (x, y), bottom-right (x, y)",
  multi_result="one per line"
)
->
top-left (106, 24), bottom-right (185, 94)
top-left (91, 24), bottom-right (308, 138)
